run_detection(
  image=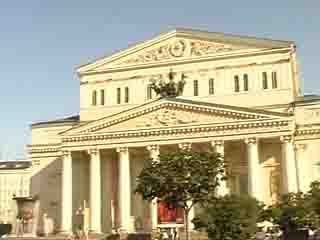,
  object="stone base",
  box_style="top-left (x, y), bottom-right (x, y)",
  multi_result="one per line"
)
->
top-left (179, 231), bottom-right (208, 240)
